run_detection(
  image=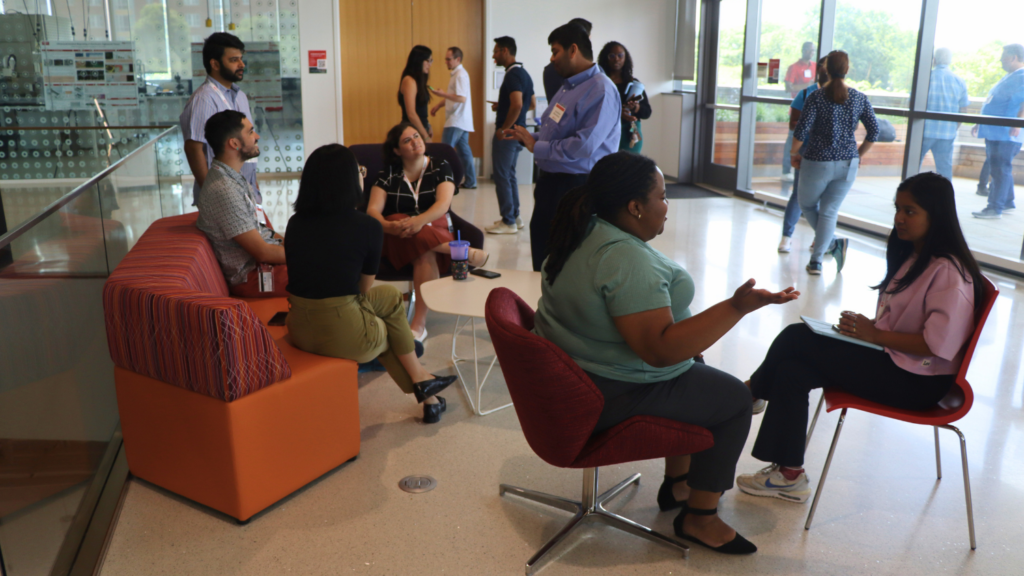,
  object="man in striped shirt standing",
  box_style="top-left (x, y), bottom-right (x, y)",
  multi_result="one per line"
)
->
top-left (180, 33), bottom-right (261, 206)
